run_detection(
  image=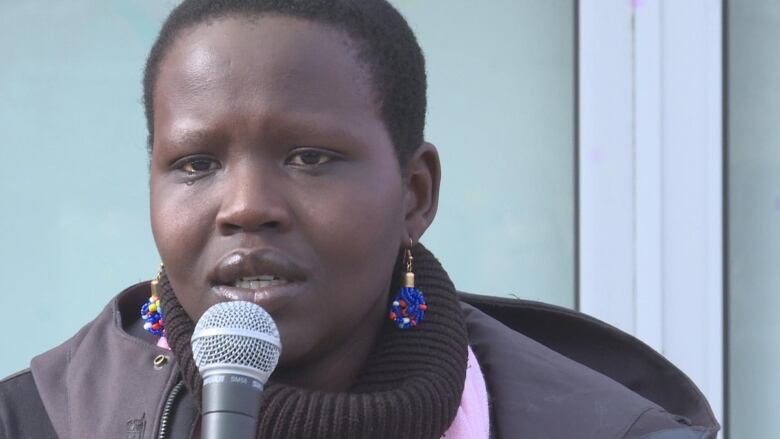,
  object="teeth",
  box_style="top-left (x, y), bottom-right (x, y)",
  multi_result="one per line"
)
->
top-left (242, 275), bottom-right (278, 281)
top-left (234, 276), bottom-right (288, 289)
